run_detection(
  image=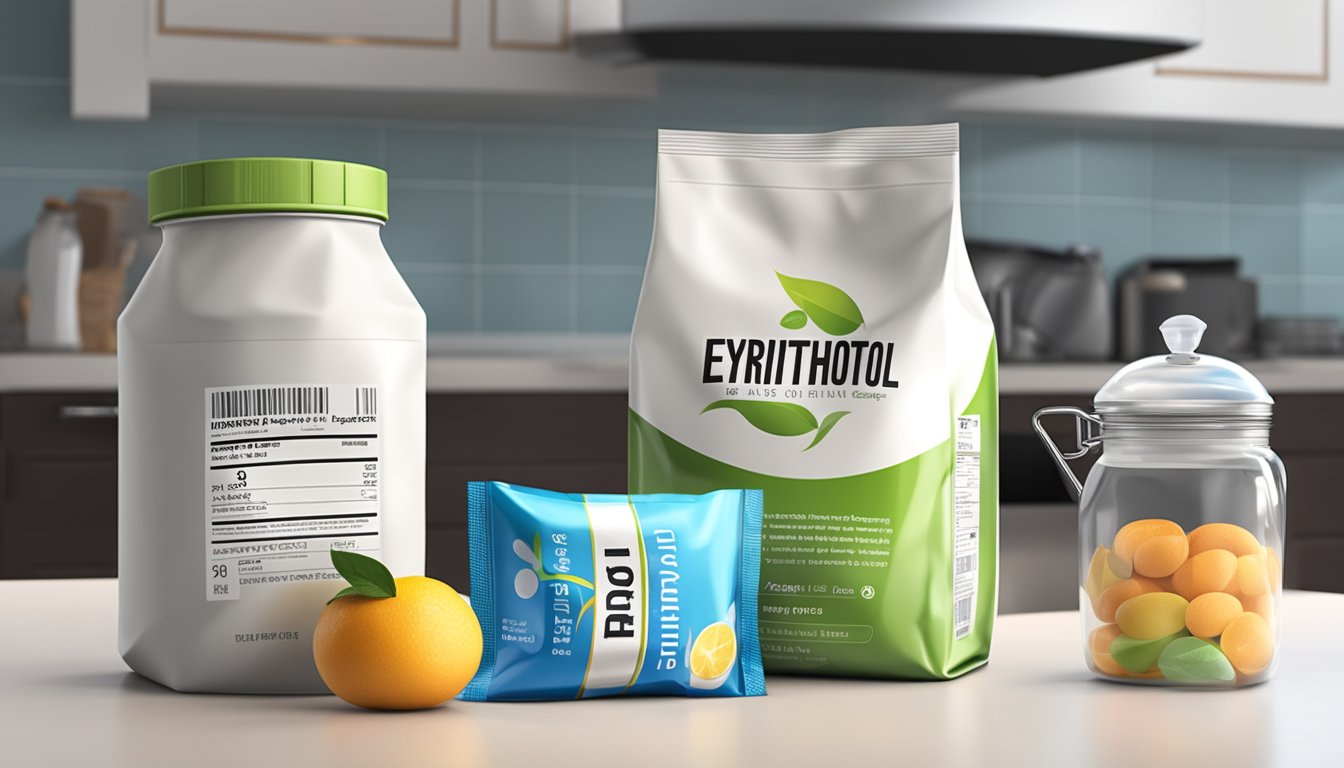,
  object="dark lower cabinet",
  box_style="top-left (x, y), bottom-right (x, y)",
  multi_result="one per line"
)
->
top-left (1273, 396), bottom-right (1344, 593)
top-left (0, 390), bottom-right (1339, 594)
top-left (423, 393), bottom-right (628, 590)
top-left (0, 393), bottom-right (118, 579)
top-left (0, 391), bottom-right (630, 590)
